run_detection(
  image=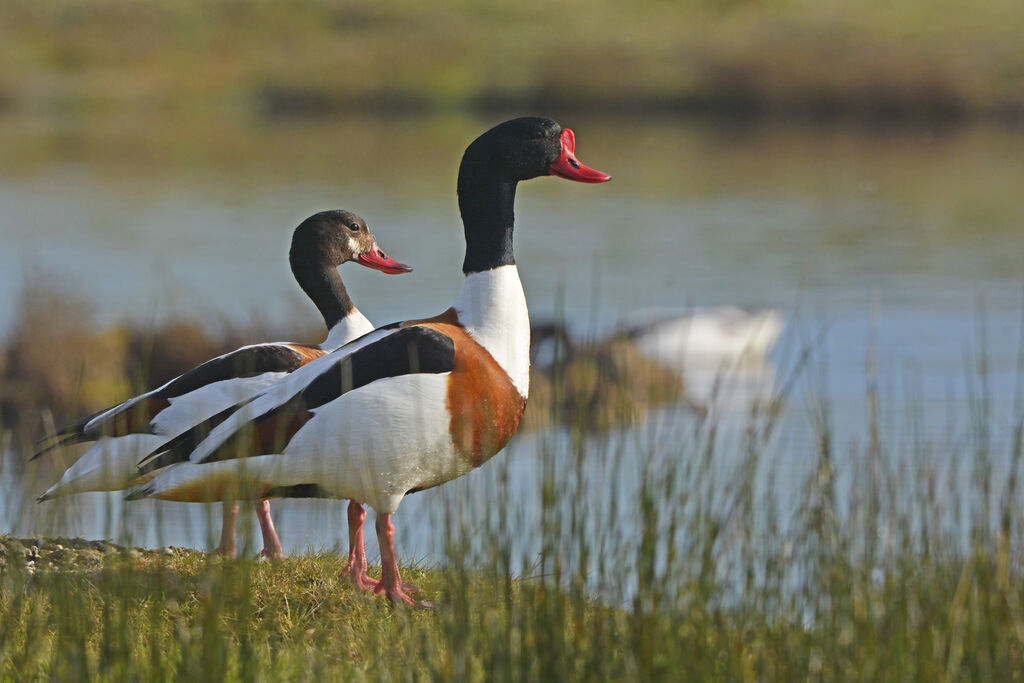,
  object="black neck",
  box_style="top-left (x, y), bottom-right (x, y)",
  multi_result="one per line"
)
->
top-left (458, 160), bottom-right (518, 274)
top-left (289, 254), bottom-right (353, 330)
